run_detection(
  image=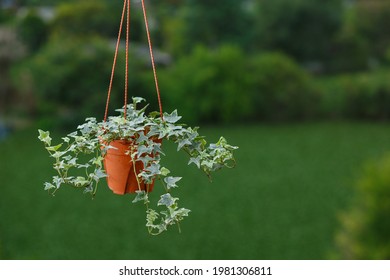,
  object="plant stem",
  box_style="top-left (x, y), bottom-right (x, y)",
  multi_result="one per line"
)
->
top-left (131, 147), bottom-right (142, 192)
top-left (159, 176), bottom-right (169, 193)
top-left (177, 221), bottom-right (182, 234)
